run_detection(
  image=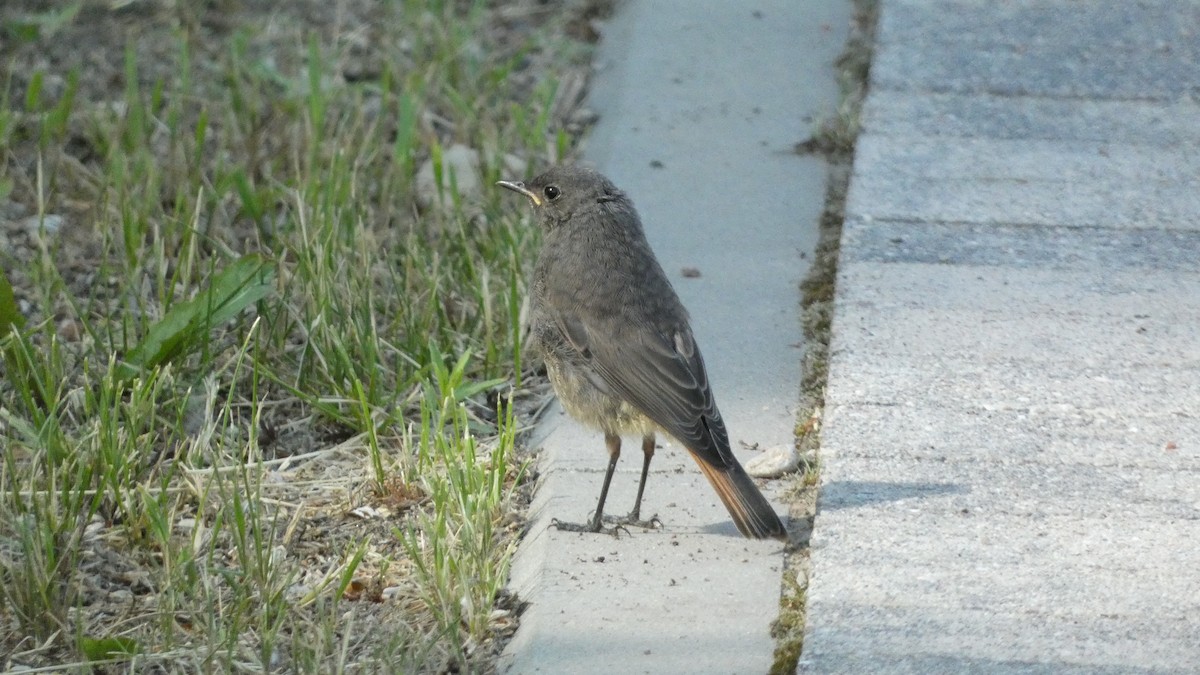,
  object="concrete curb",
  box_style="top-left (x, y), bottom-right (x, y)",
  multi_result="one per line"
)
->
top-left (498, 1), bottom-right (851, 672)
